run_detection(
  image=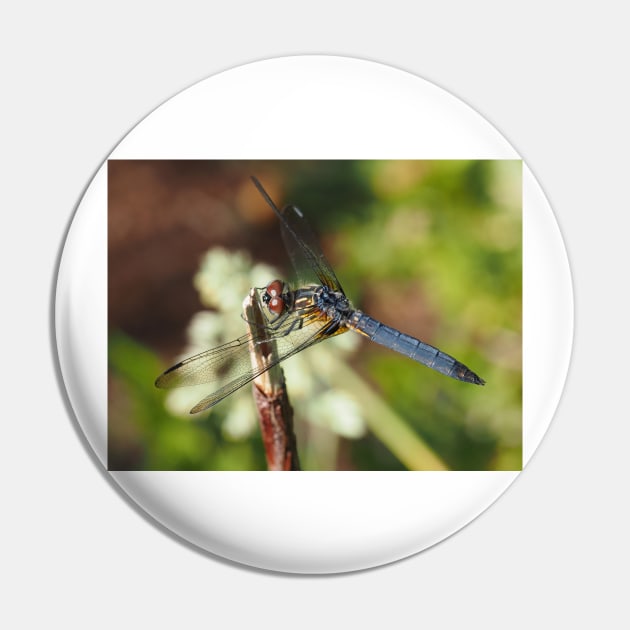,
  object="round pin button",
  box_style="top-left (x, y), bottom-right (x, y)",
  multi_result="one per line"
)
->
top-left (55, 56), bottom-right (572, 573)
